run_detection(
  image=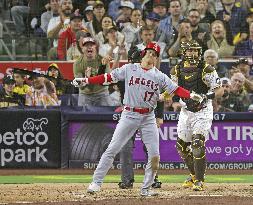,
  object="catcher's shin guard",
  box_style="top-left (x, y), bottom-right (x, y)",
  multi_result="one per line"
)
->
top-left (176, 138), bottom-right (195, 175)
top-left (192, 134), bottom-right (206, 182)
